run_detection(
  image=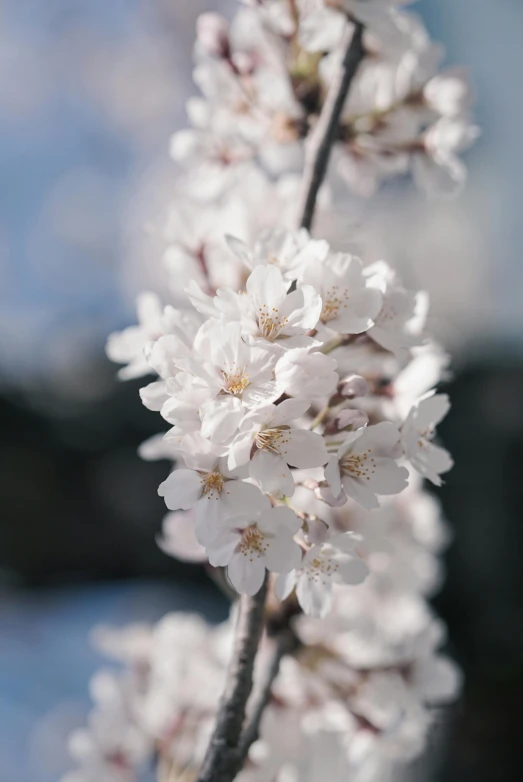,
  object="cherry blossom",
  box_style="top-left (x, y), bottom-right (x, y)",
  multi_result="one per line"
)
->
top-left (207, 506), bottom-right (303, 595)
top-left (158, 450), bottom-right (269, 546)
top-left (276, 533), bottom-right (369, 617)
top-left (324, 422), bottom-right (409, 509)
top-left (401, 391), bottom-right (453, 485)
top-left (229, 399), bottom-right (328, 498)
